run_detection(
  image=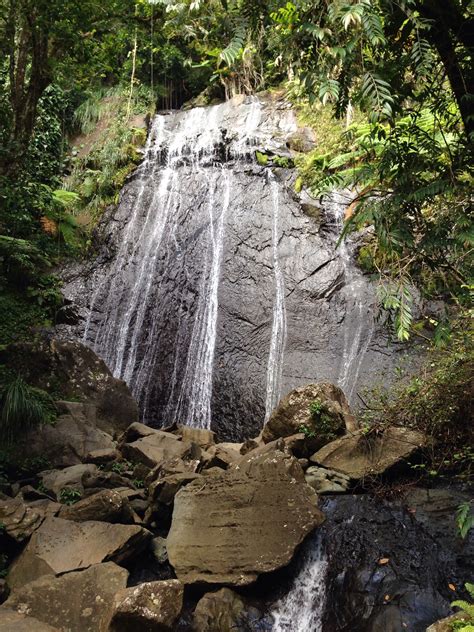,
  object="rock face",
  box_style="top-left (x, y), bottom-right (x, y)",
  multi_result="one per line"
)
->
top-left (58, 94), bottom-right (420, 440)
top-left (4, 563), bottom-right (128, 632)
top-left (167, 451), bottom-right (324, 585)
top-left (310, 426), bottom-right (428, 480)
top-left (318, 495), bottom-right (463, 632)
top-left (109, 579), bottom-right (183, 632)
top-left (305, 465), bottom-right (350, 494)
top-left (7, 517), bottom-right (150, 589)
top-left (0, 338), bottom-right (138, 435)
top-left (262, 382), bottom-right (358, 444)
